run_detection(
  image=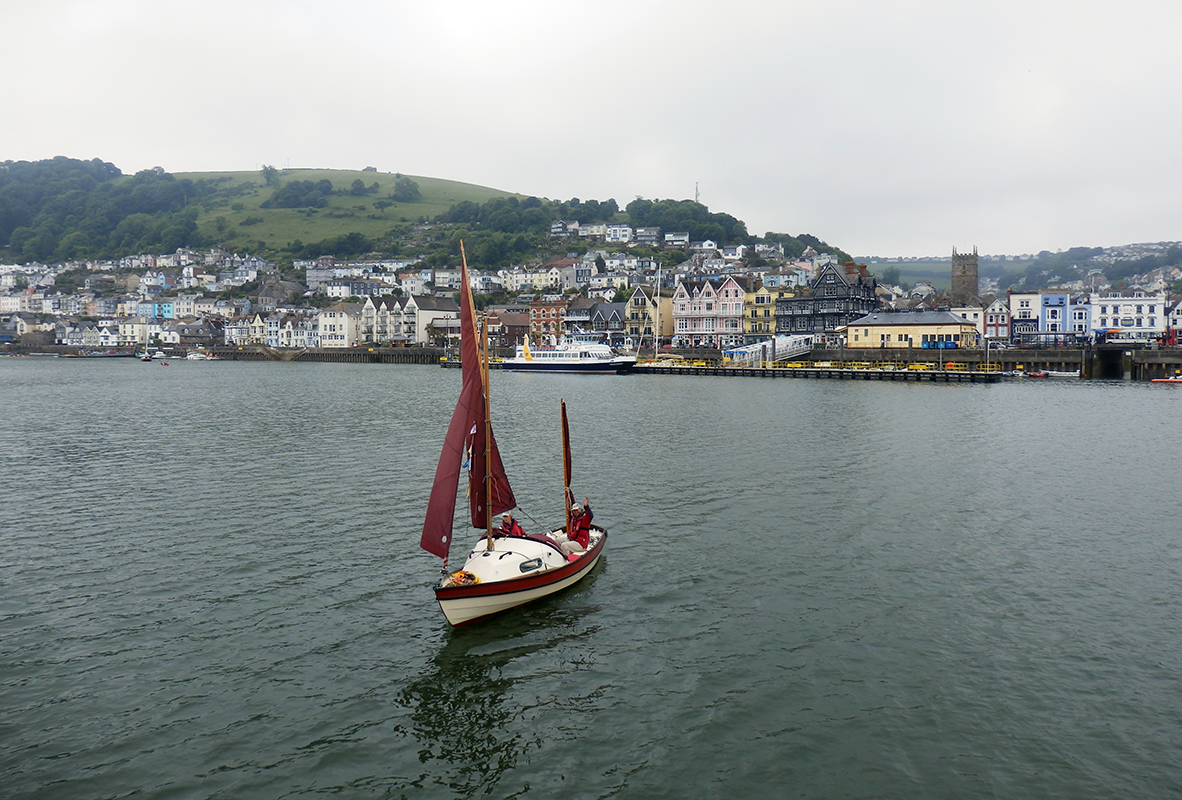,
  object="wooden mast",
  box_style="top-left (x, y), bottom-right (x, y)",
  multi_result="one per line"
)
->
top-left (483, 313), bottom-right (494, 550)
top-left (458, 240), bottom-right (495, 552)
top-left (562, 398), bottom-right (573, 534)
